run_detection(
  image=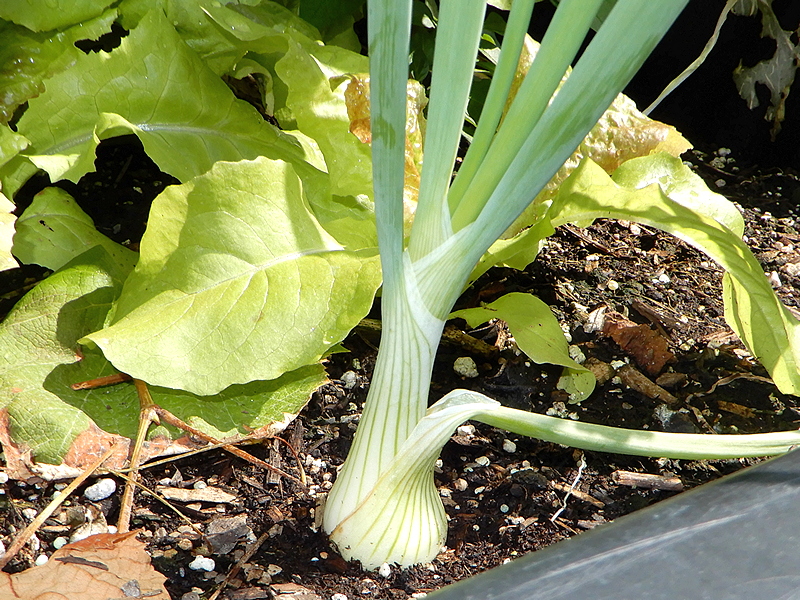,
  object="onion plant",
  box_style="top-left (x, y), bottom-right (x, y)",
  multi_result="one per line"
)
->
top-left (322, 0), bottom-right (800, 568)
